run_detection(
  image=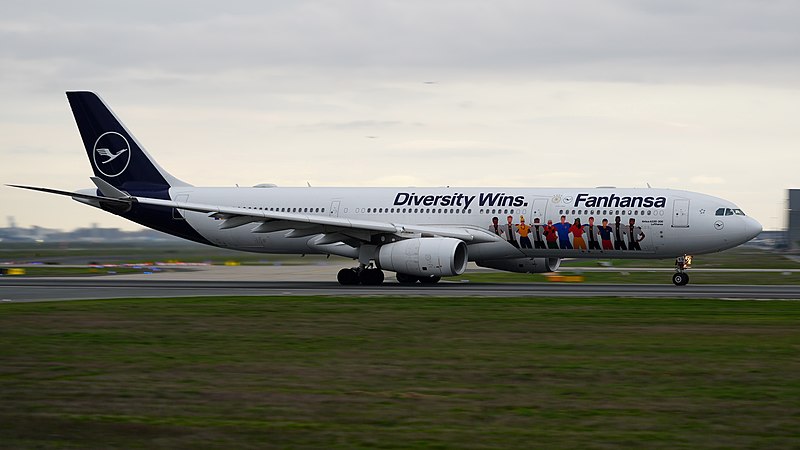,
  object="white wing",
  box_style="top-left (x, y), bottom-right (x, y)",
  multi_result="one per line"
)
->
top-left (7, 183), bottom-right (501, 246)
